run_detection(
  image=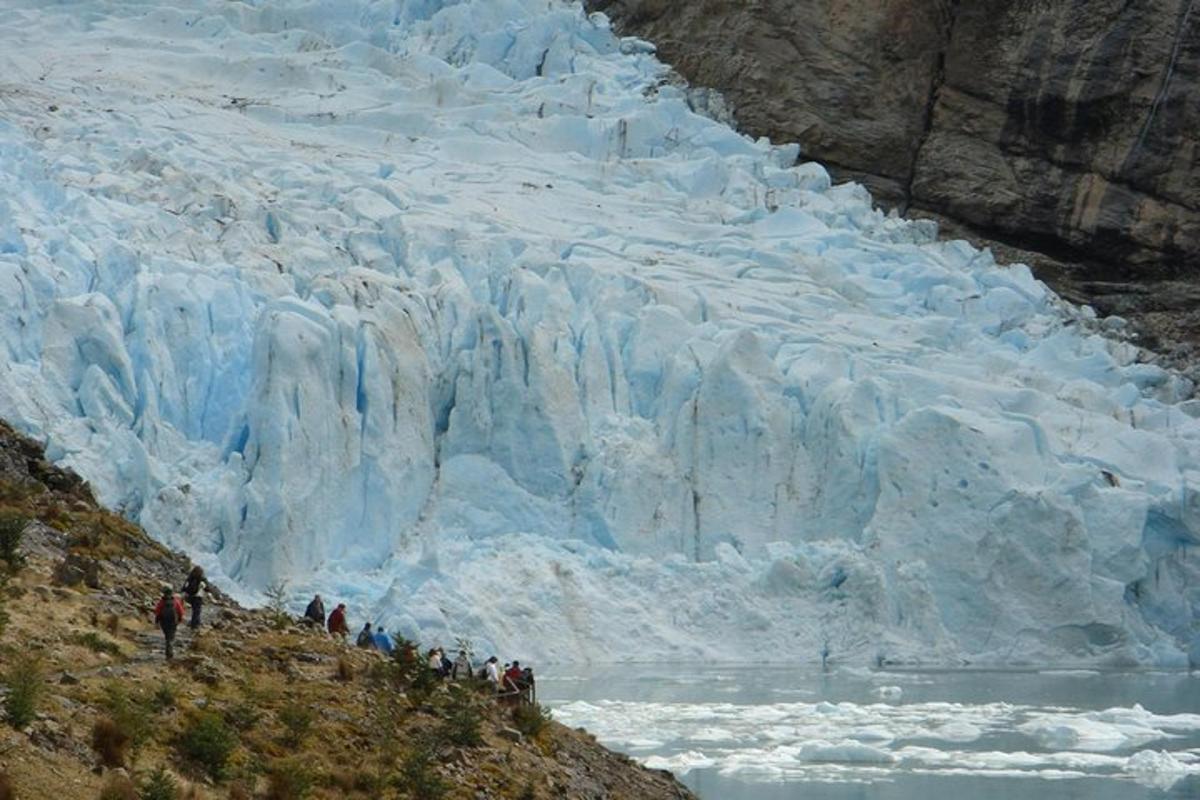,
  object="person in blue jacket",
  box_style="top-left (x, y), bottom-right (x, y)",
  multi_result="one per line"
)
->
top-left (373, 625), bottom-right (394, 654)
